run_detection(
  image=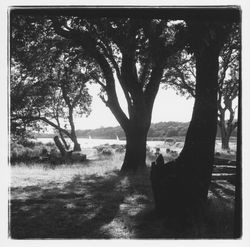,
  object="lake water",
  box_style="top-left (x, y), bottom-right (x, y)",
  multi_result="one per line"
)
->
top-left (38, 137), bottom-right (164, 149)
top-left (37, 138), bottom-right (167, 159)
top-left (37, 137), bottom-right (237, 154)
